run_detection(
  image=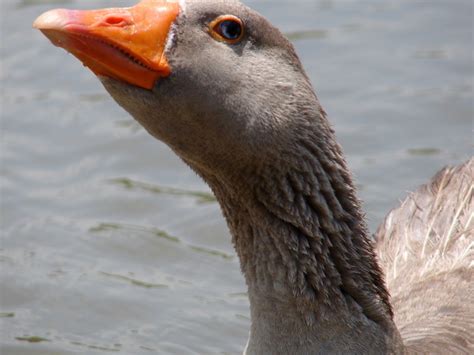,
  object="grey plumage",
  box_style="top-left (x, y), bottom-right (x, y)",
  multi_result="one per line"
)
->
top-left (36, 0), bottom-right (473, 353)
top-left (377, 159), bottom-right (473, 353)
